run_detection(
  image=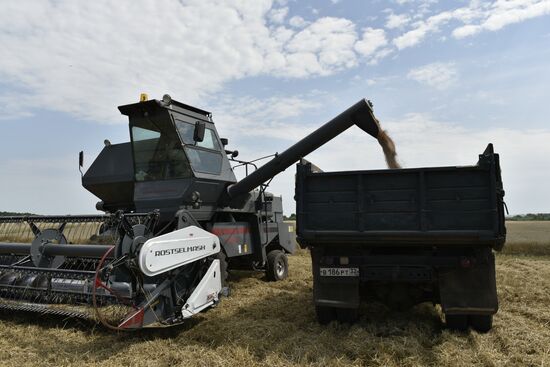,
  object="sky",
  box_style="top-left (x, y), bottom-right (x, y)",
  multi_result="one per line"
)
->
top-left (0, 0), bottom-right (549, 216)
